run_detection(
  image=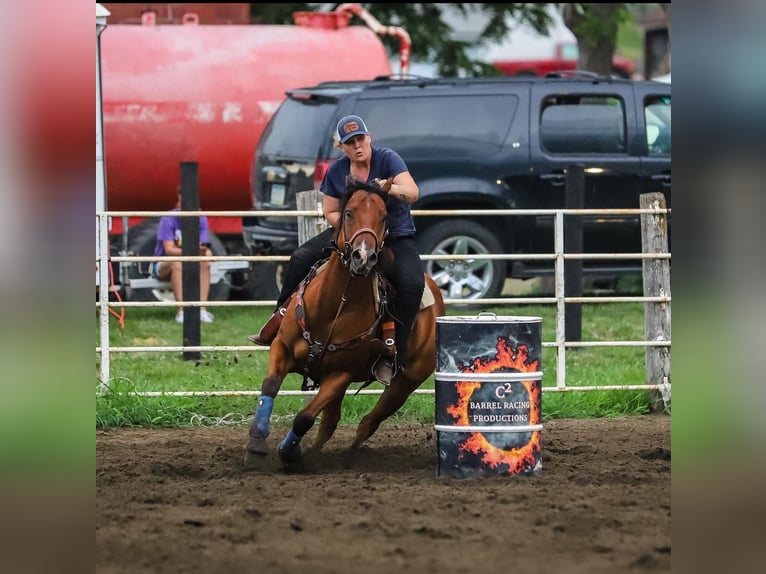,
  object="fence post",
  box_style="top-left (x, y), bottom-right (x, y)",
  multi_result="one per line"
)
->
top-left (180, 162), bottom-right (201, 361)
top-left (565, 163), bottom-right (584, 342)
top-left (297, 189), bottom-right (328, 243)
top-left (640, 192), bottom-right (671, 412)
top-left (296, 189), bottom-right (328, 402)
